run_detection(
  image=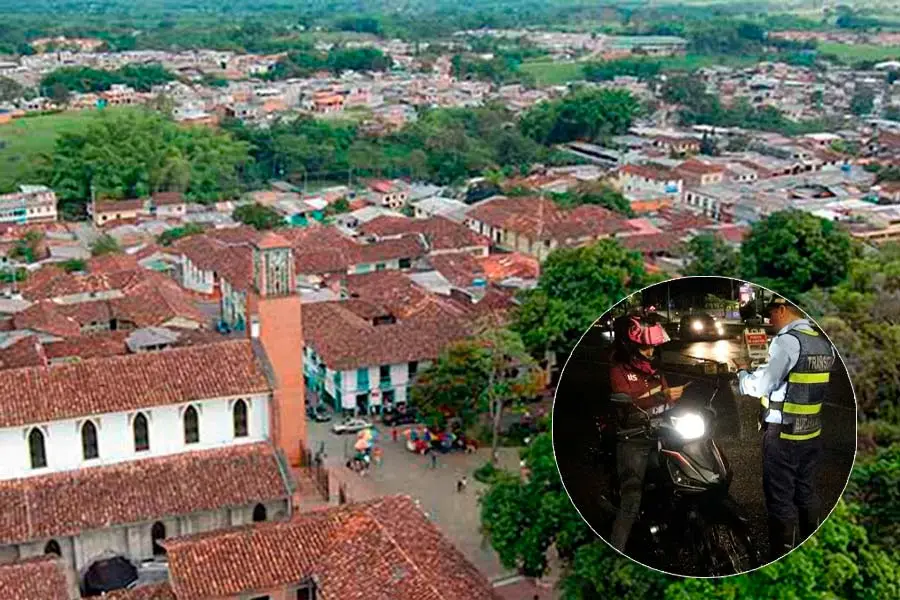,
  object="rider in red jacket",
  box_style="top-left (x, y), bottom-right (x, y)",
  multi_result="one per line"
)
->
top-left (608, 311), bottom-right (683, 553)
